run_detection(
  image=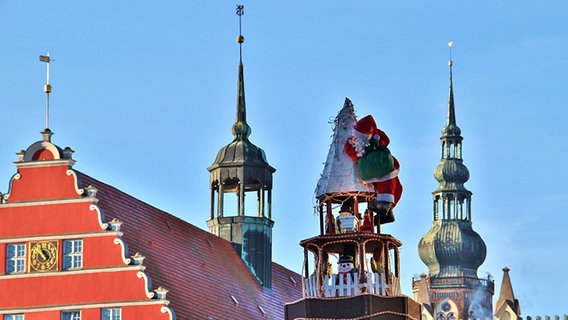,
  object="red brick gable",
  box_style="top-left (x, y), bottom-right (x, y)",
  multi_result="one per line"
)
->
top-left (78, 172), bottom-right (303, 319)
top-left (0, 158), bottom-right (173, 319)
